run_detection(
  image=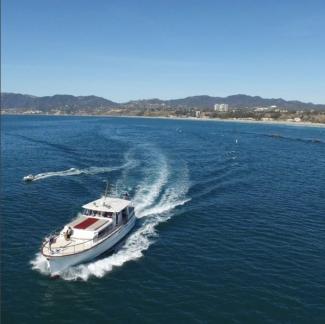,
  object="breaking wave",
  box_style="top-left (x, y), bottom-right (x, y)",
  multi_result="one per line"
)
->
top-left (31, 147), bottom-right (190, 281)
